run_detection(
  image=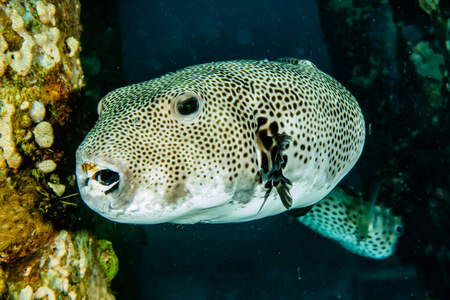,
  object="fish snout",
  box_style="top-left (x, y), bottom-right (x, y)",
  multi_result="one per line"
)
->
top-left (75, 151), bottom-right (130, 216)
top-left (81, 162), bottom-right (120, 195)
